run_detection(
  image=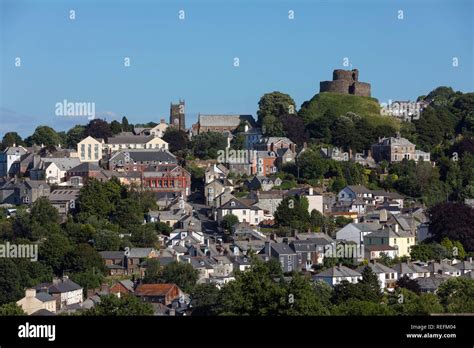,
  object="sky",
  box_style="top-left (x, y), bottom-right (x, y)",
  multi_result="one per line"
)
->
top-left (0, 0), bottom-right (473, 138)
